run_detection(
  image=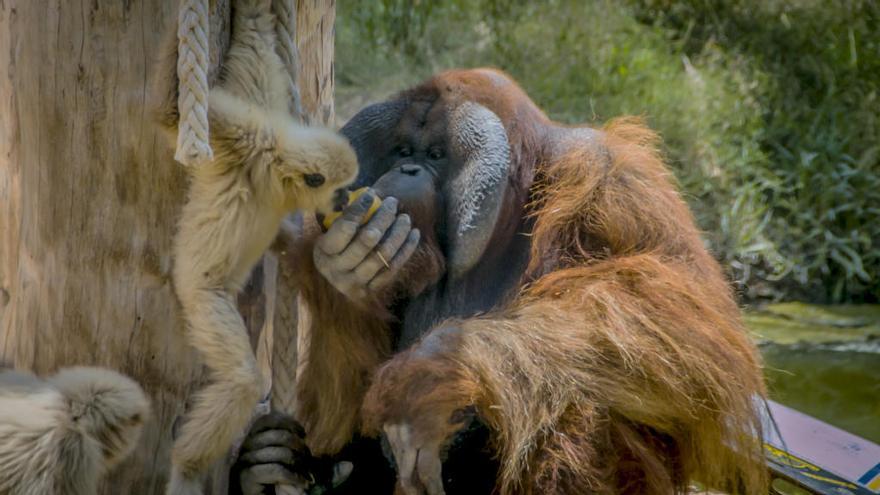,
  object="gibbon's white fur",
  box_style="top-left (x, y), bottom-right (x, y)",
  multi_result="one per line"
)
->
top-left (154, 1), bottom-right (358, 493)
top-left (0, 367), bottom-right (150, 495)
